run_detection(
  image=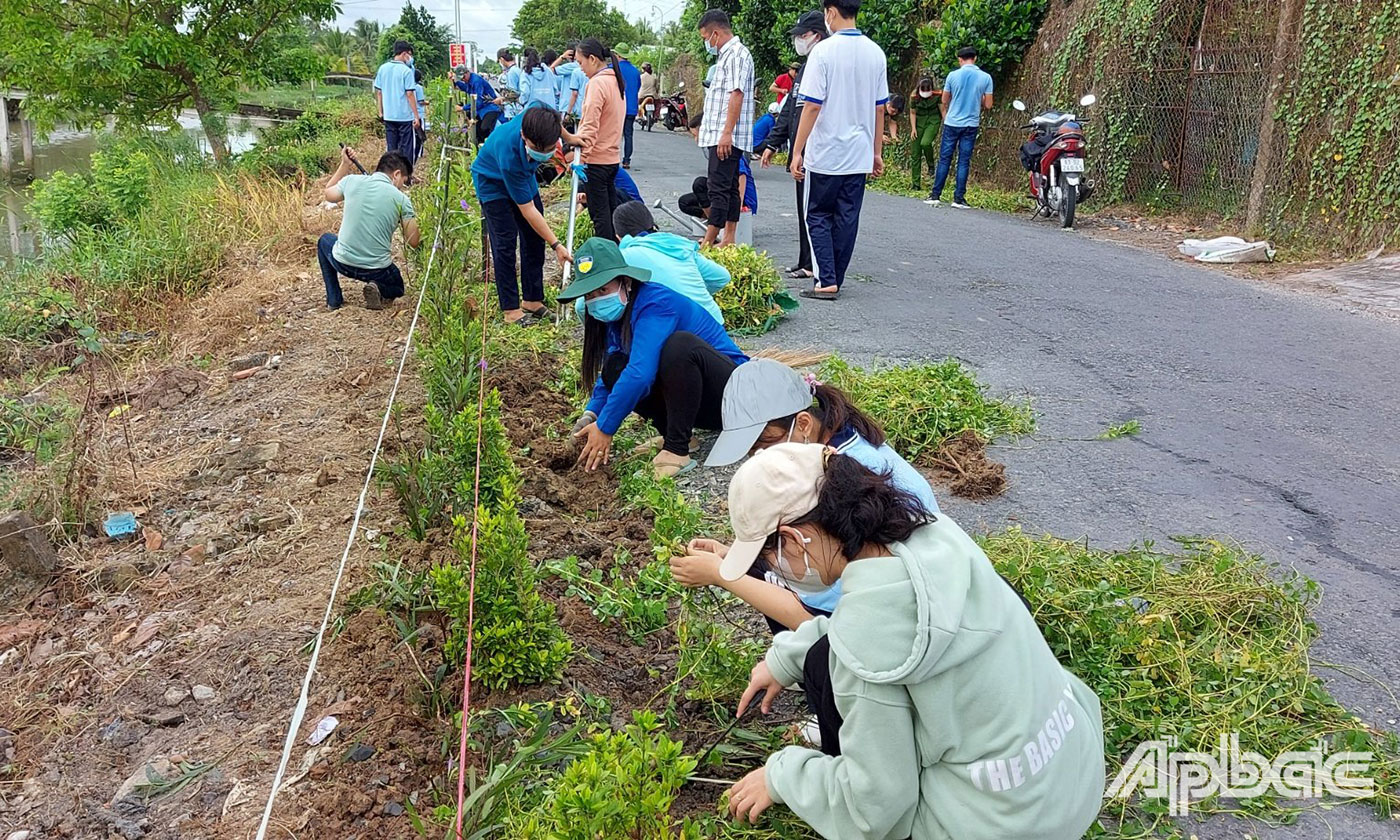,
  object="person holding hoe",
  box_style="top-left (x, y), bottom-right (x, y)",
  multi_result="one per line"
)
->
top-left (562, 237), bottom-right (748, 479)
top-left (318, 147), bottom-right (419, 311)
top-left (718, 443), bottom-right (1107, 840)
top-left (471, 105), bottom-right (573, 325)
